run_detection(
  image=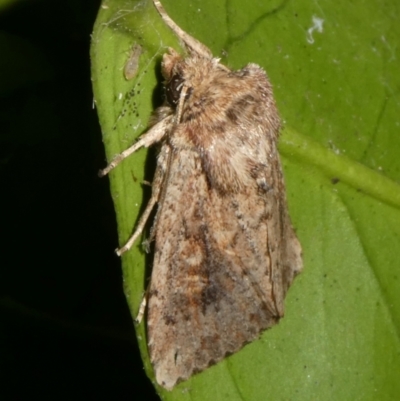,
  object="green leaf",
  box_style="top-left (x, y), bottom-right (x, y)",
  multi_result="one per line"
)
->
top-left (91, 0), bottom-right (400, 400)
